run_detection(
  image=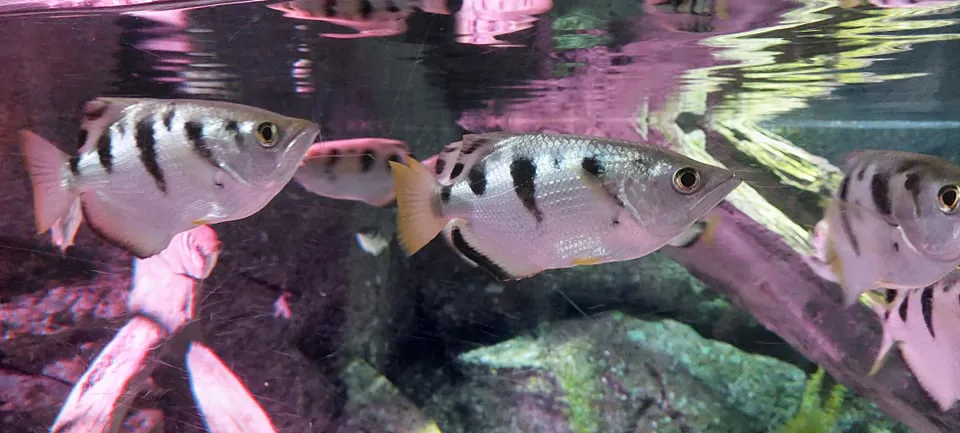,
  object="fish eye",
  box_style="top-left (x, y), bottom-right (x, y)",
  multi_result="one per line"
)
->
top-left (256, 122), bottom-right (279, 148)
top-left (672, 167), bottom-right (701, 194)
top-left (938, 185), bottom-right (960, 214)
